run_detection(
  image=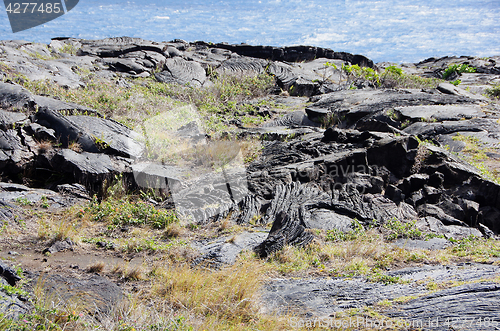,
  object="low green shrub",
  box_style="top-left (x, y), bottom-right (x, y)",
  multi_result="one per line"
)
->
top-left (382, 218), bottom-right (422, 241)
top-left (442, 63), bottom-right (476, 80)
top-left (485, 83), bottom-right (500, 99)
top-left (326, 220), bottom-right (365, 241)
top-left (84, 197), bottom-right (178, 229)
